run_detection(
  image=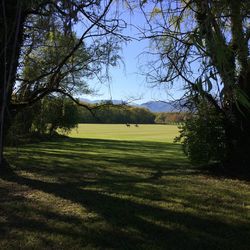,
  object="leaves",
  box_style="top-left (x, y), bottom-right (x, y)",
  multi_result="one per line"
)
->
top-left (235, 87), bottom-right (250, 111)
top-left (169, 15), bottom-right (183, 30)
top-left (150, 7), bottom-right (162, 18)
